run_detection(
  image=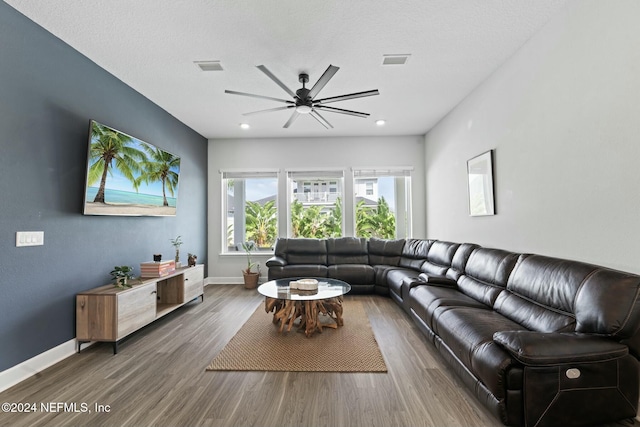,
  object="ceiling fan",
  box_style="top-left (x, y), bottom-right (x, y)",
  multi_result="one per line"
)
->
top-left (225, 65), bottom-right (379, 129)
